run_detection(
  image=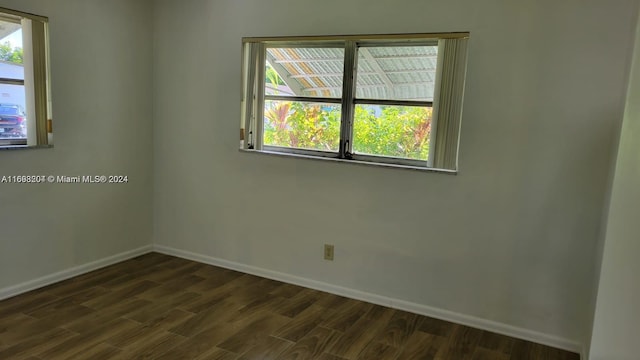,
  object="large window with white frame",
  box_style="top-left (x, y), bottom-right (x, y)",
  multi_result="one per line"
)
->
top-left (0, 7), bottom-right (52, 148)
top-left (241, 33), bottom-right (468, 171)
